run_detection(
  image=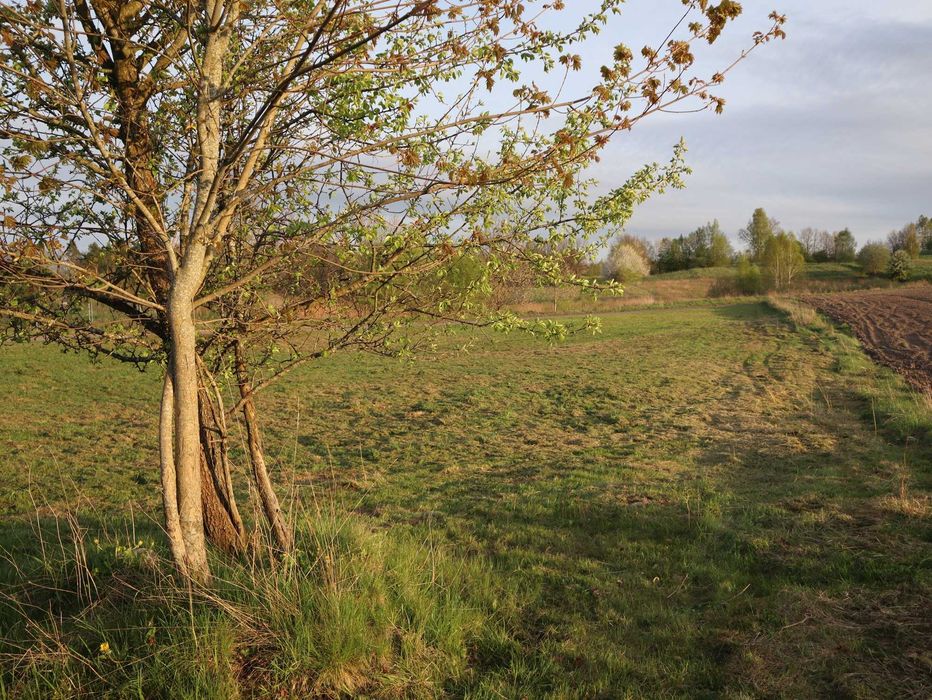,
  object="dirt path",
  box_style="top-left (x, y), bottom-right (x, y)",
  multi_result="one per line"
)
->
top-left (800, 285), bottom-right (932, 394)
